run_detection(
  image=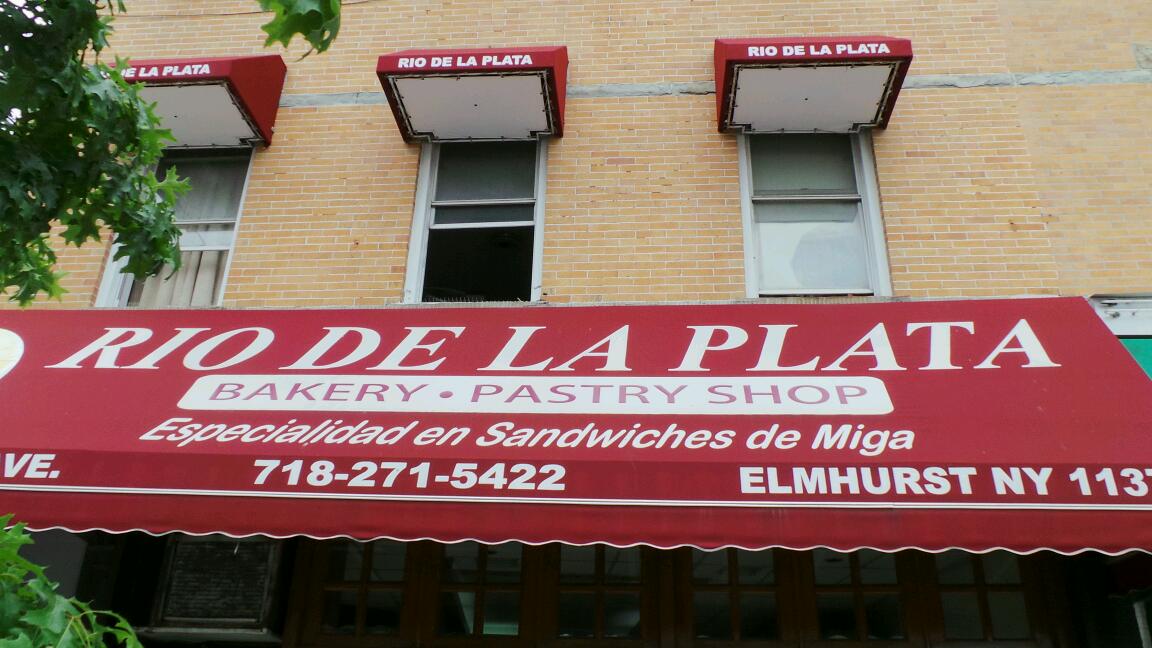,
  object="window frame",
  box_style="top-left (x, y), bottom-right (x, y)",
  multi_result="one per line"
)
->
top-left (545, 544), bottom-right (655, 645)
top-left (799, 549), bottom-right (915, 646)
top-left (147, 534), bottom-right (282, 632)
top-left (917, 551), bottom-right (1054, 647)
top-left (434, 541), bottom-right (527, 638)
top-left (403, 139), bottom-right (548, 304)
top-left (287, 543), bottom-right (1065, 648)
top-left (677, 547), bottom-right (787, 646)
top-left (94, 147), bottom-right (255, 308)
top-left (737, 131), bottom-right (891, 298)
